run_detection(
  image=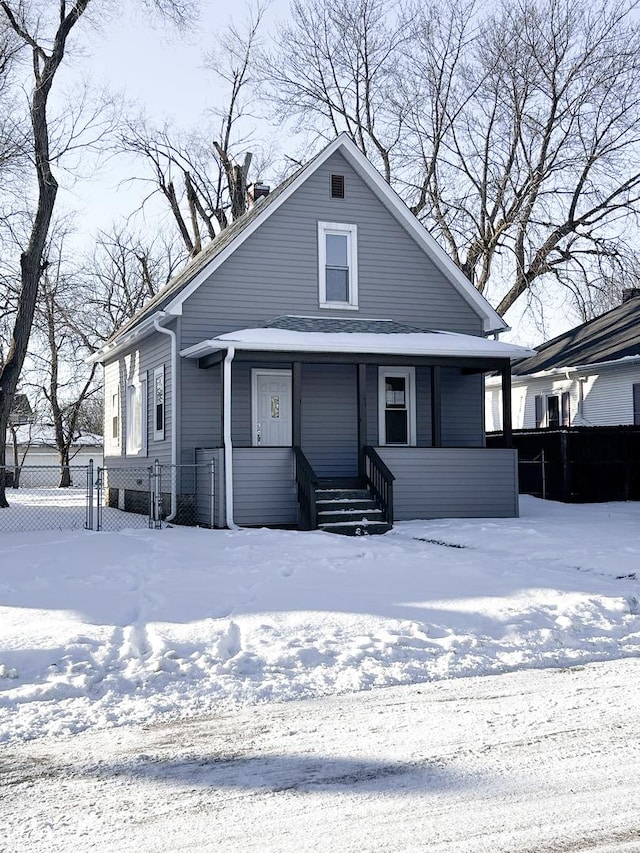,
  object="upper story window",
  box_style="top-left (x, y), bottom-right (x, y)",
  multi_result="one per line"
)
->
top-left (318, 221), bottom-right (358, 309)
